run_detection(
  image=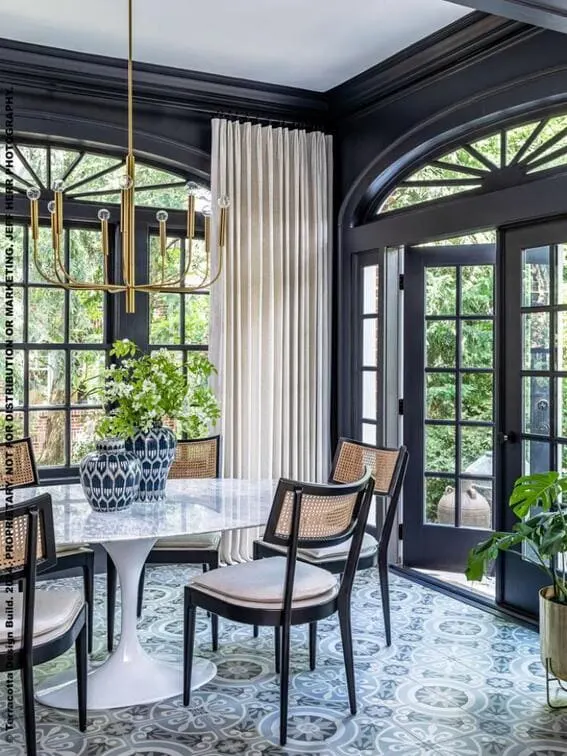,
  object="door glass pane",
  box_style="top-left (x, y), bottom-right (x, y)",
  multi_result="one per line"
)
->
top-left (363, 319), bottom-right (377, 367)
top-left (557, 244), bottom-right (567, 304)
top-left (362, 371), bottom-right (377, 420)
top-left (426, 477), bottom-right (455, 525)
top-left (426, 267), bottom-right (456, 315)
top-left (425, 425), bottom-right (455, 473)
top-left (522, 312), bottom-right (550, 370)
top-left (426, 373), bottom-right (455, 420)
top-left (522, 246), bottom-right (550, 307)
top-left (523, 376), bottom-right (550, 435)
top-left (459, 480), bottom-right (492, 530)
top-left (461, 320), bottom-right (493, 368)
top-left (363, 265), bottom-right (378, 315)
top-left (523, 440), bottom-right (550, 474)
top-left (461, 372), bottom-right (493, 421)
top-left (557, 312), bottom-right (567, 370)
top-left (460, 426), bottom-right (493, 474)
top-left (426, 321), bottom-right (456, 367)
top-left (361, 423), bottom-right (377, 445)
top-left (461, 265), bottom-right (494, 315)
